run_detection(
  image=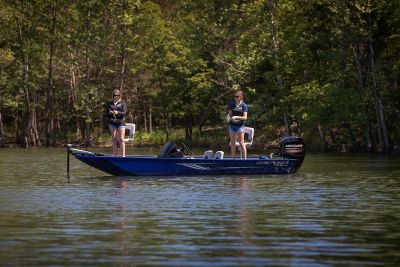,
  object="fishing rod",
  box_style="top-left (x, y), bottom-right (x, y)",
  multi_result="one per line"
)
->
top-left (183, 85), bottom-right (224, 153)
